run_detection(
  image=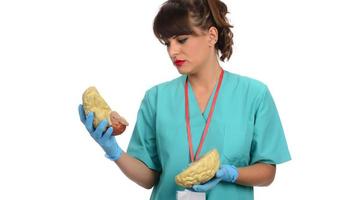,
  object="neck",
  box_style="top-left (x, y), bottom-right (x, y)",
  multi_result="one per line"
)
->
top-left (188, 62), bottom-right (222, 91)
